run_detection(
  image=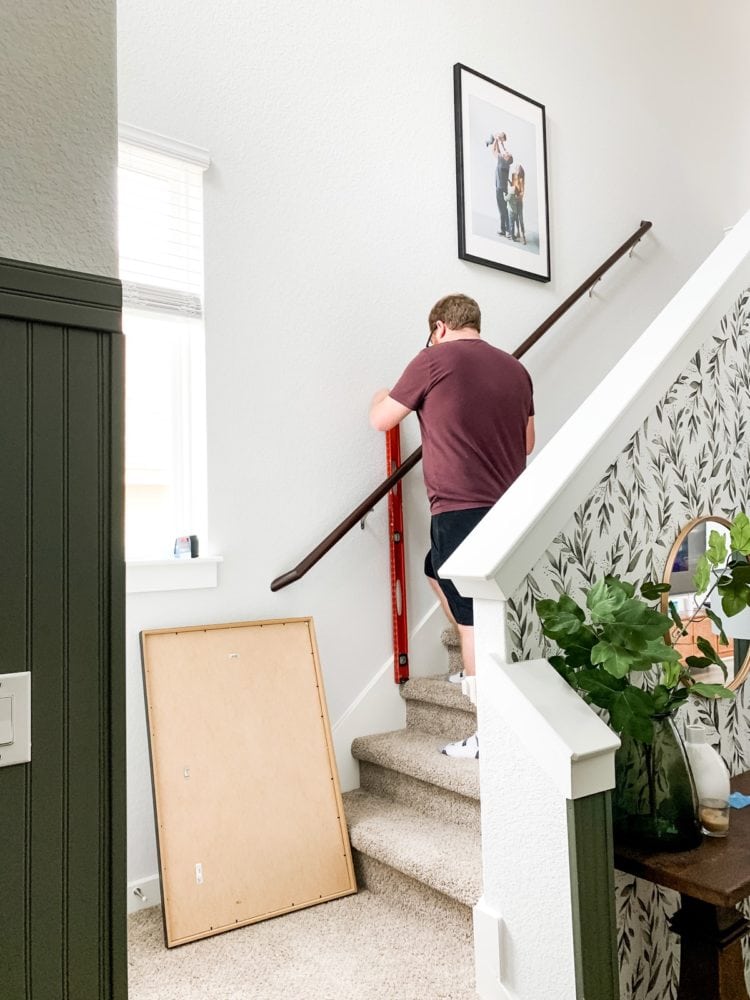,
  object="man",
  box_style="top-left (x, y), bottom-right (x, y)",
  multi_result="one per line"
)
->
top-left (491, 133), bottom-right (514, 238)
top-left (370, 294), bottom-right (535, 758)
